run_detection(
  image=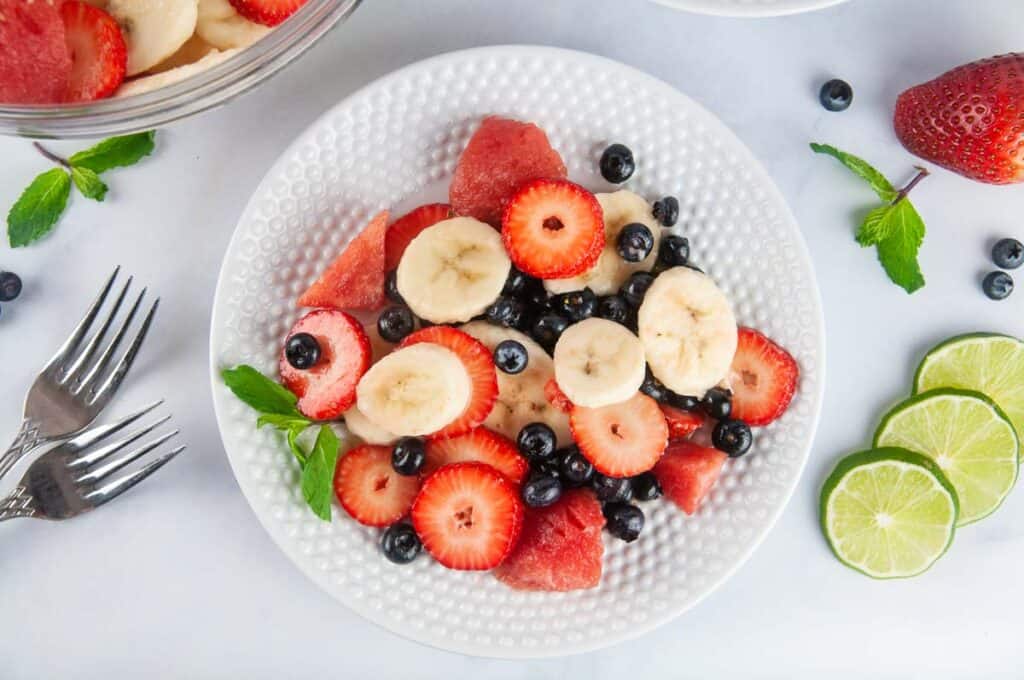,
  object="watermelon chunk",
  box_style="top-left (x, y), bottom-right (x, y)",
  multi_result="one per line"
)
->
top-left (298, 211), bottom-right (388, 311)
top-left (0, 0), bottom-right (72, 104)
top-left (449, 116), bottom-right (567, 226)
top-left (653, 441), bottom-right (727, 515)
